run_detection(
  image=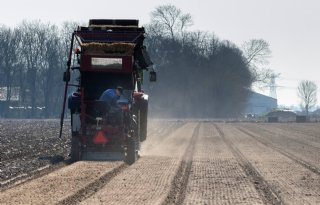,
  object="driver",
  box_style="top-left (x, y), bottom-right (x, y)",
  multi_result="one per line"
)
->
top-left (99, 86), bottom-right (123, 108)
